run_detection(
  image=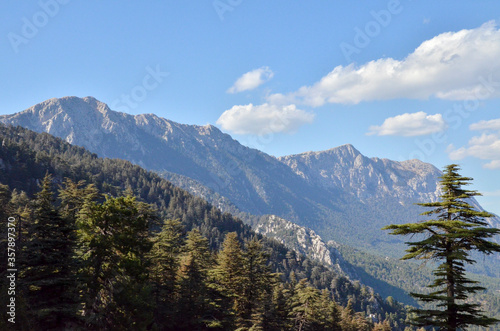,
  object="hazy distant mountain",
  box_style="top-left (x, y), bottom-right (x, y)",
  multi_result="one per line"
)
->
top-left (280, 146), bottom-right (441, 204)
top-left (2, 96), bottom-right (499, 261)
